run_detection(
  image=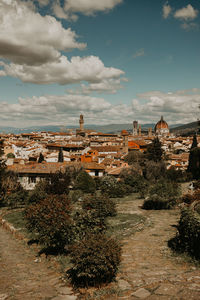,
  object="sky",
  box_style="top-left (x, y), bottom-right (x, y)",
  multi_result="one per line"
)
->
top-left (0, 0), bottom-right (200, 128)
